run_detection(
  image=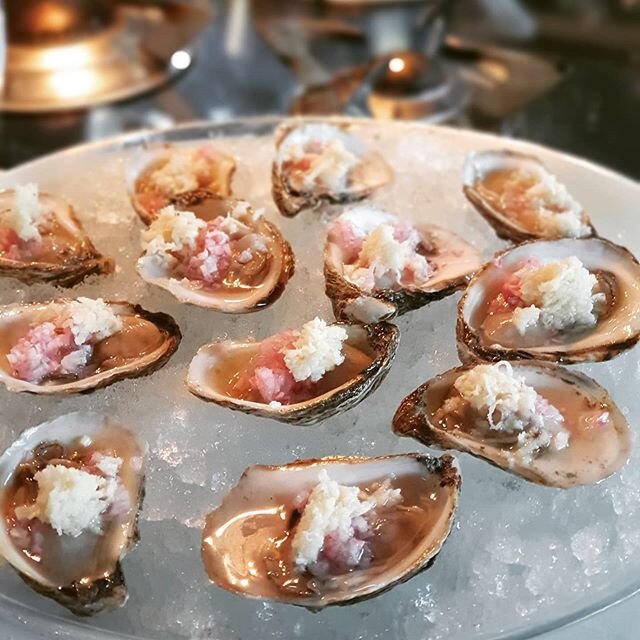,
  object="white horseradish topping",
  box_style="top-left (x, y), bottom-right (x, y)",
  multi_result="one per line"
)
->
top-left (343, 221), bottom-right (431, 292)
top-left (4, 183), bottom-right (42, 243)
top-left (14, 455), bottom-right (123, 537)
top-left (511, 256), bottom-right (604, 334)
top-left (280, 124), bottom-right (360, 192)
top-left (139, 205), bottom-right (205, 274)
top-left (283, 317), bottom-right (348, 383)
top-left (505, 165), bottom-right (589, 238)
top-left (451, 361), bottom-right (569, 455)
top-left (61, 297), bottom-right (123, 346)
top-left (150, 148), bottom-right (210, 194)
top-left (291, 469), bottom-right (402, 570)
